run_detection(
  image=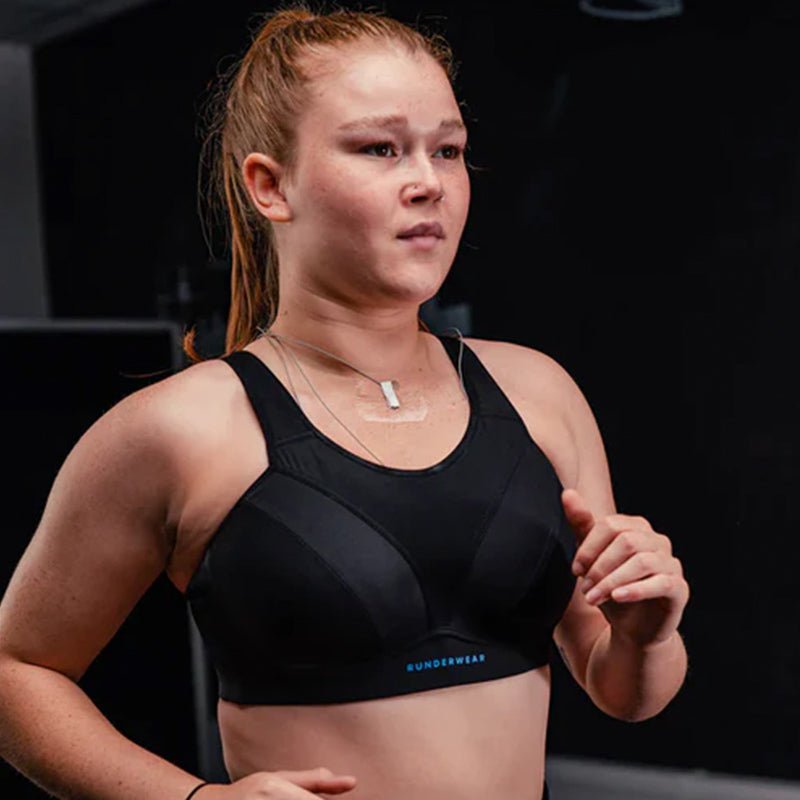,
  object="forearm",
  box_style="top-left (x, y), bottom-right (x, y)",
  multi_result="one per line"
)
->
top-left (0, 656), bottom-right (206, 800)
top-left (585, 626), bottom-right (687, 722)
